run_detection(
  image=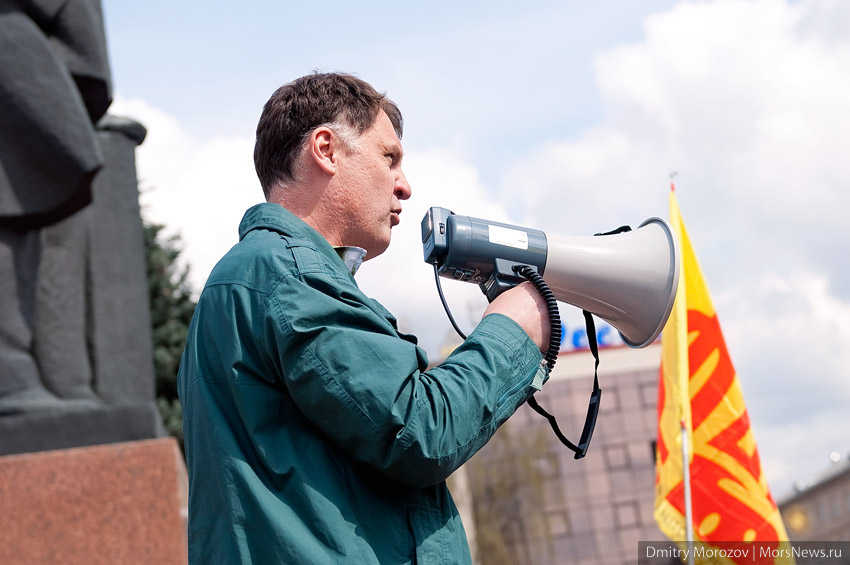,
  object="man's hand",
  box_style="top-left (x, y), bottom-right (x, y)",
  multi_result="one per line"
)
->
top-left (482, 282), bottom-right (551, 352)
